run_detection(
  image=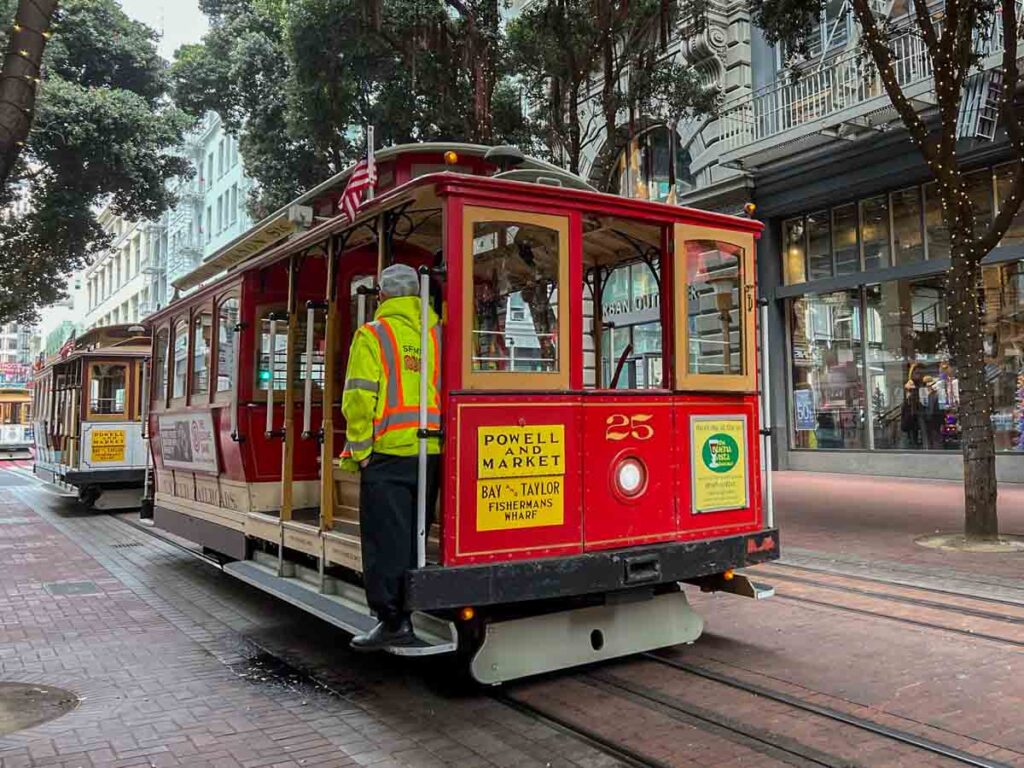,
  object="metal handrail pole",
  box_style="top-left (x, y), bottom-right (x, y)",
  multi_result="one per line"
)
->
top-left (415, 269), bottom-right (430, 569)
top-left (303, 305), bottom-right (315, 436)
top-left (760, 302), bottom-right (775, 529)
top-left (266, 318), bottom-right (277, 435)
